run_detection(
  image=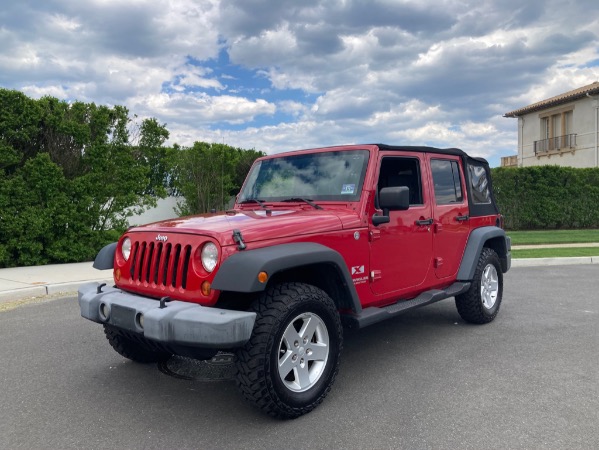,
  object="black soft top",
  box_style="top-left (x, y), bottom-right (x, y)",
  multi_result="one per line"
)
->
top-left (375, 144), bottom-right (498, 218)
top-left (375, 144), bottom-right (490, 165)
